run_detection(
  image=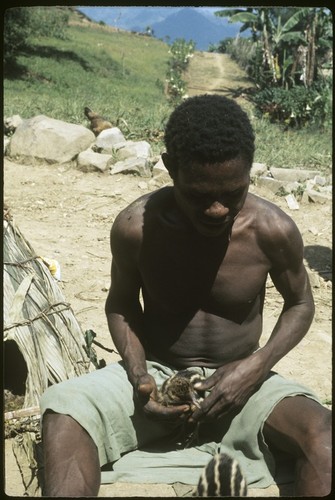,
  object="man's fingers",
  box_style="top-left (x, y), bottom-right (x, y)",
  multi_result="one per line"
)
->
top-left (194, 373), bottom-right (217, 391)
top-left (189, 392), bottom-right (234, 423)
top-left (137, 381), bottom-right (154, 395)
top-left (144, 401), bottom-right (191, 420)
top-left (153, 402), bottom-right (190, 416)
